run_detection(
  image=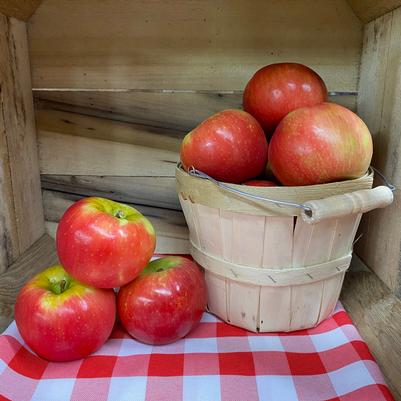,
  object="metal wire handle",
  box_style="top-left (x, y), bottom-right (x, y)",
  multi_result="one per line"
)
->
top-left (186, 164), bottom-right (395, 213)
top-left (371, 166), bottom-right (396, 192)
